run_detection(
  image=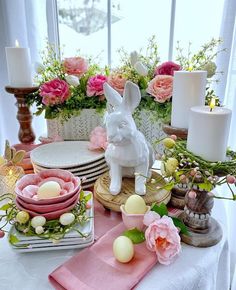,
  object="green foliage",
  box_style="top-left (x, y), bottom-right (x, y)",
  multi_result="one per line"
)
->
top-left (171, 217), bottom-right (188, 235)
top-left (123, 228), bottom-right (145, 244)
top-left (0, 191), bottom-right (92, 244)
top-left (151, 203), bottom-right (168, 216)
